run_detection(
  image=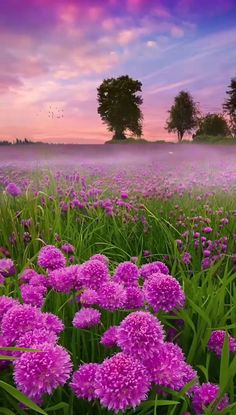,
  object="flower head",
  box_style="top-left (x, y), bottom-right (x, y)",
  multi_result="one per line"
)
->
top-left (20, 284), bottom-right (47, 308)
top-left (95, 352), bottom-right (151, 413)
top-left (19, 268), bottom-right (39, 283)
top-left (192, 383), bottom-right (229, 414)
top-left (0, 295), bottom-right (20, 325)
top-left (100, 326), bottom-right (118, 348)
top-left (0, 259), bottom-right (15, 277)
top-left (14, 343), bottom-right (72, 404)
top-left (49, 266), bottom-right (78, 293)
top-left (90, 254), bottom-right (109, 267)
top-left (80, 289), bottom-right (98, 307)
top-left (143, 273), bottom-right (185, 313)
top-left (6, 182), bottom-right (21, 197)
top-left (124, 286), bottom-right (145, 310)
top-left (61, 243), bottom-right (75, 254)
top-left (208, 330), bottom-right (236, 357)
top-left (98, 281), bottom-right (126, 311)
top-left (113, 261), bottom-right (139, 287)
top-left (73, 308), bottom-right (101, 329)
top-left (71, 363), bottom-right (99, 401)
top-left (140, 262), bottom-right (169, 279)
top-left (117, 311), bottom-right (165, 360)
top-left (38, 245), bottom-right (66, 270)
top-left (77, 259), bottom-right (109, 290)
